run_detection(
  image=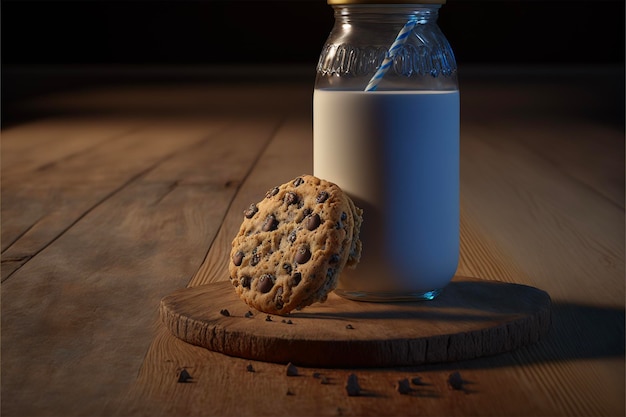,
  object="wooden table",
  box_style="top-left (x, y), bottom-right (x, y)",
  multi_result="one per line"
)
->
top-left (2, 67), bottom-right (624, 416)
